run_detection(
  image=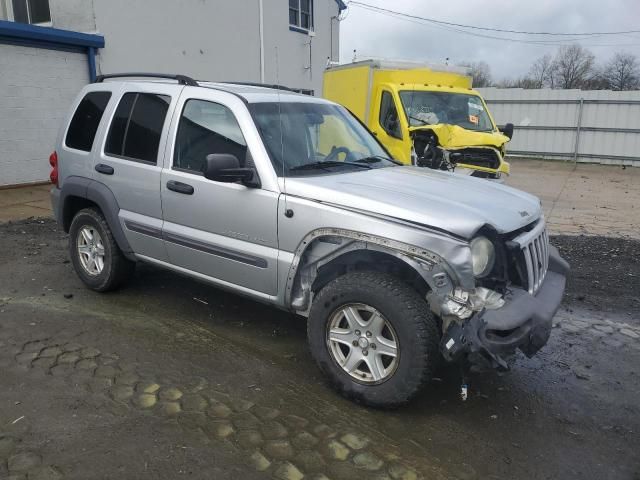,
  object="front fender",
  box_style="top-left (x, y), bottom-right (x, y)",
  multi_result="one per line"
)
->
top-left (284, 228), bottom-right (462, 314)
